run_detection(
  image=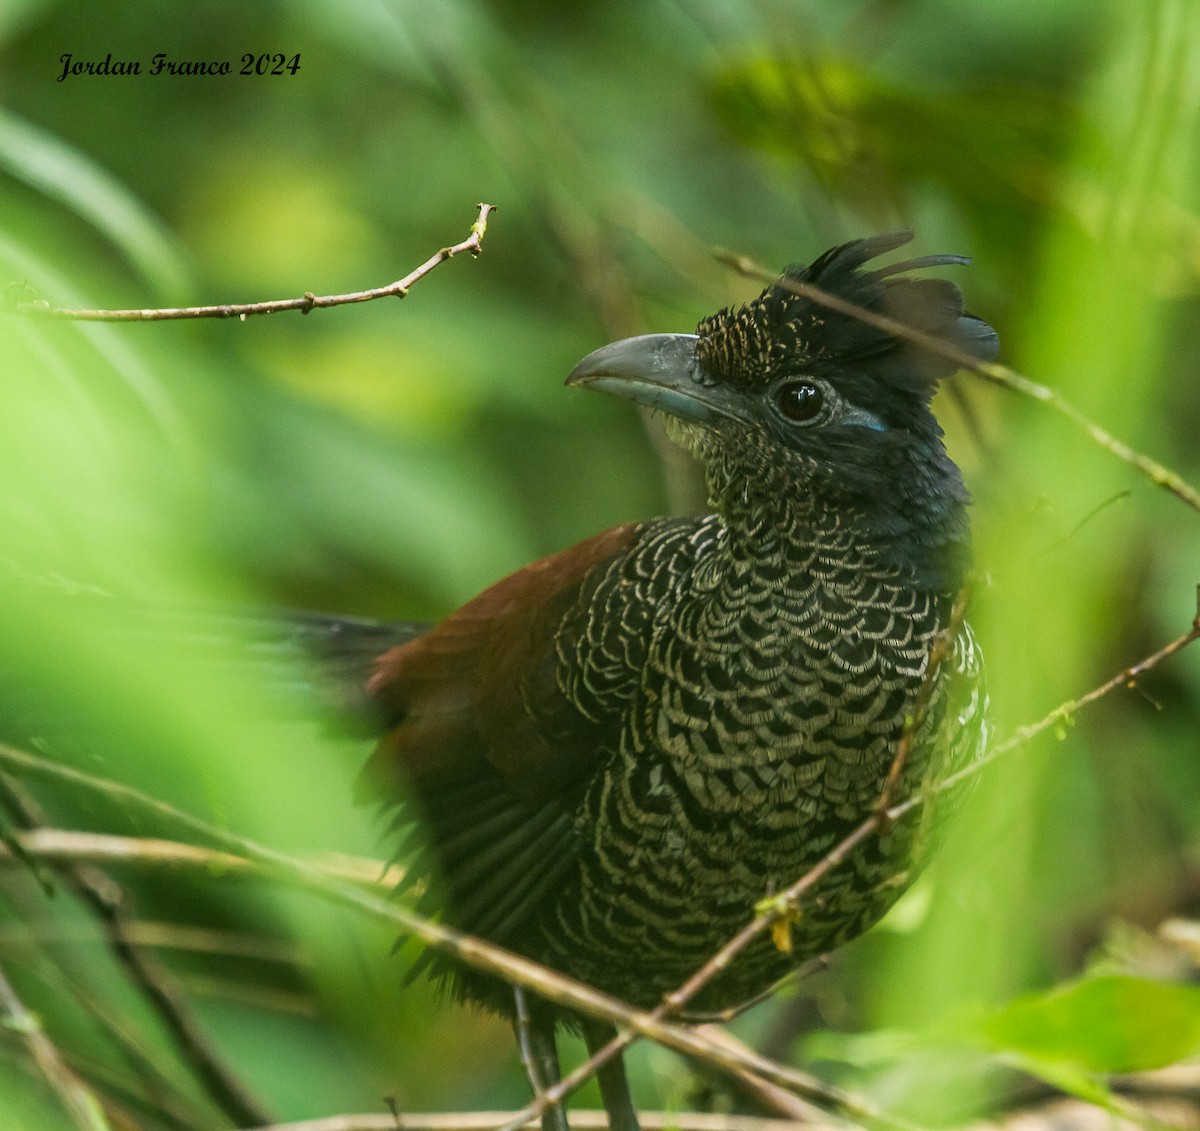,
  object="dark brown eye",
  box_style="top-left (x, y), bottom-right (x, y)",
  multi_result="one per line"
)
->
top-left (775, 381), bottom-right (823, 423)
